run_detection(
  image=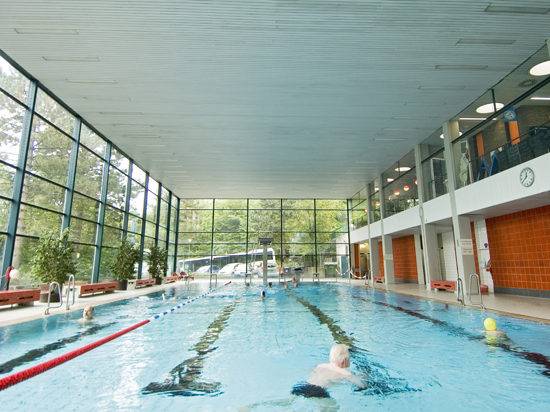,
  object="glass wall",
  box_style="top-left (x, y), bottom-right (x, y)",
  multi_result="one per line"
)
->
top-left (381, 151), bottom-right (418, 217)
top-left (419, 128), bottom-right (447, 201)
top-left (349, 188), bottom-right (368, 230)
top-left (0, 54), bottom-right (179, 286)
top-left (177, 199), bottom-right (349, 278)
